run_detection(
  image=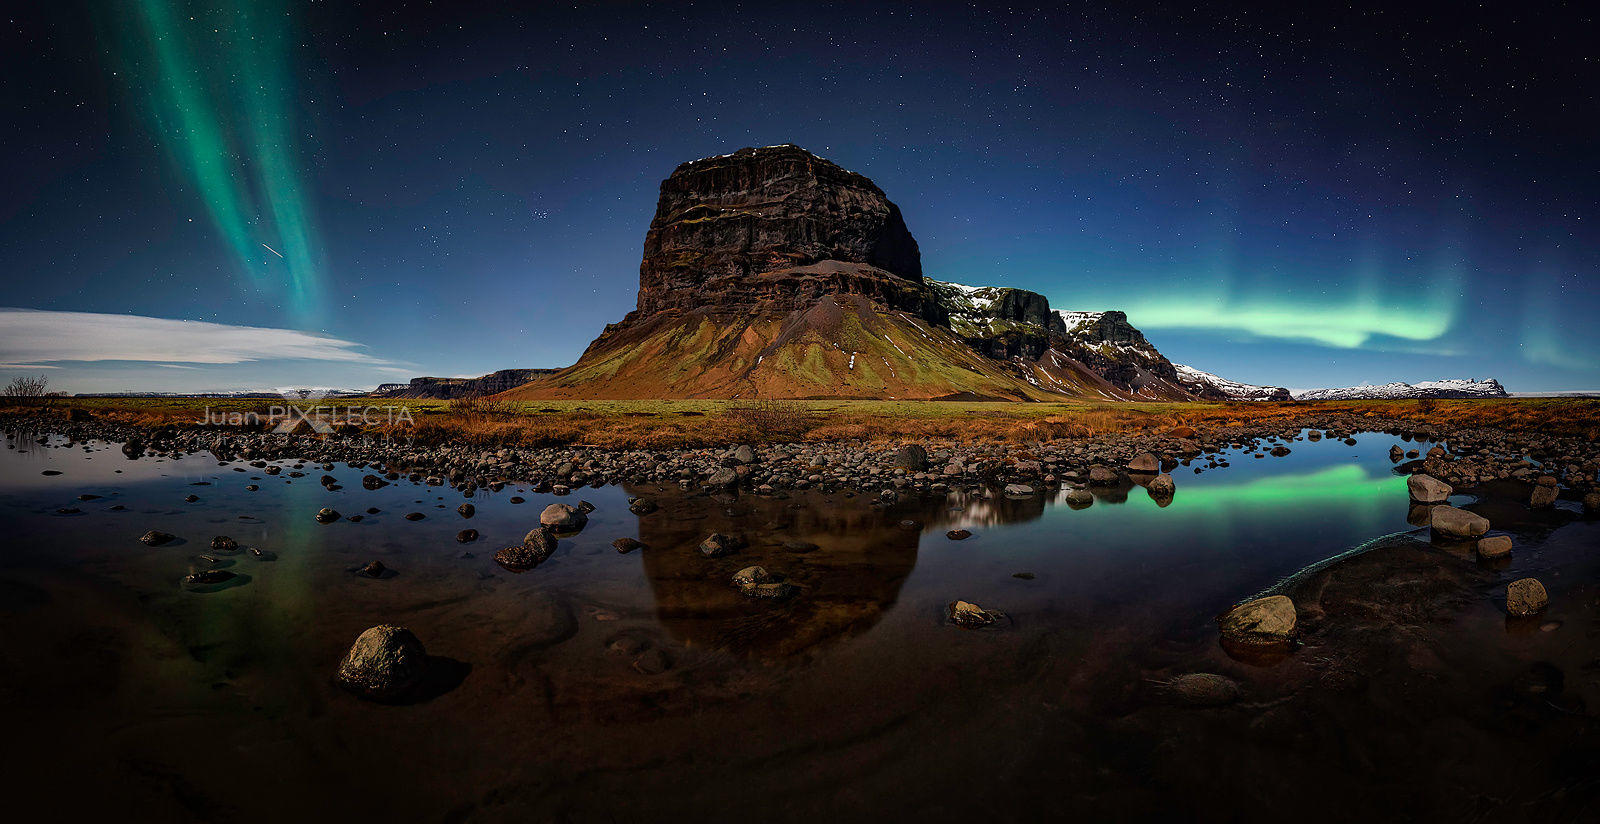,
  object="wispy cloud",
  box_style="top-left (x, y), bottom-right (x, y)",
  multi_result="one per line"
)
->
top-left (0, 308), bottom-right (386, 367)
